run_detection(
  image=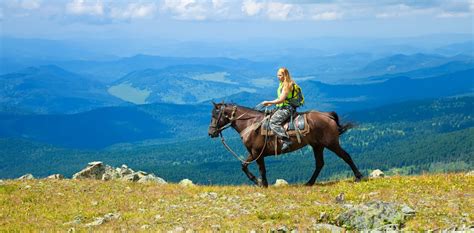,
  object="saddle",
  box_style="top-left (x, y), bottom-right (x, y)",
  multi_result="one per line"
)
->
top-left (260, 112), bottom-right (309, 136)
